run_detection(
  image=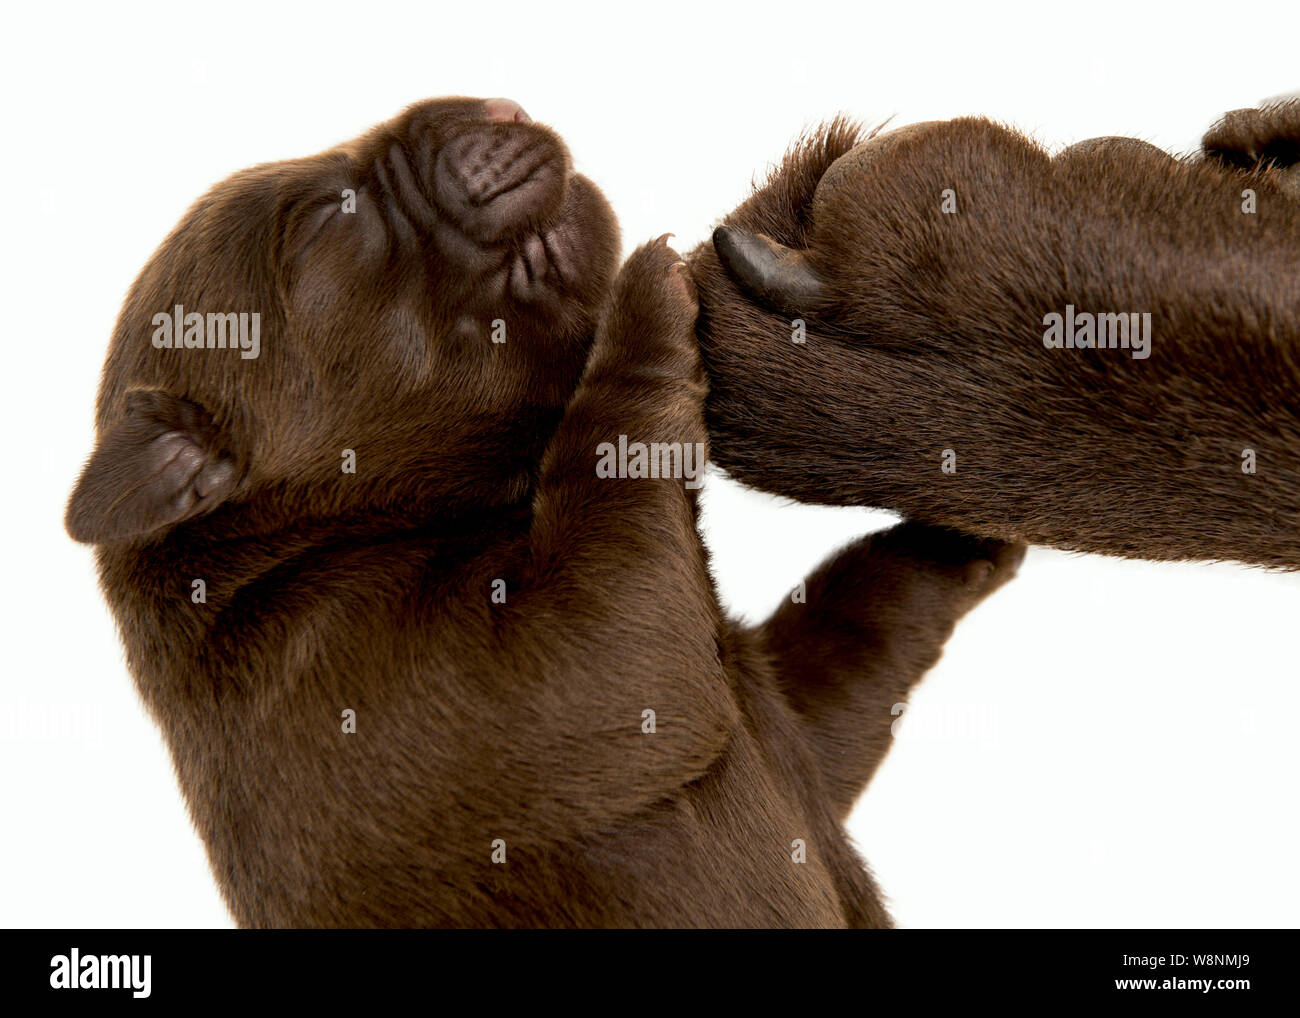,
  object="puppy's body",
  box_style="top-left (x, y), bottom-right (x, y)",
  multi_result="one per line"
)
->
top-left (70, 98), bottom-right (1018, 927)
top-left (695, 102), bottom-right (1300, 569)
